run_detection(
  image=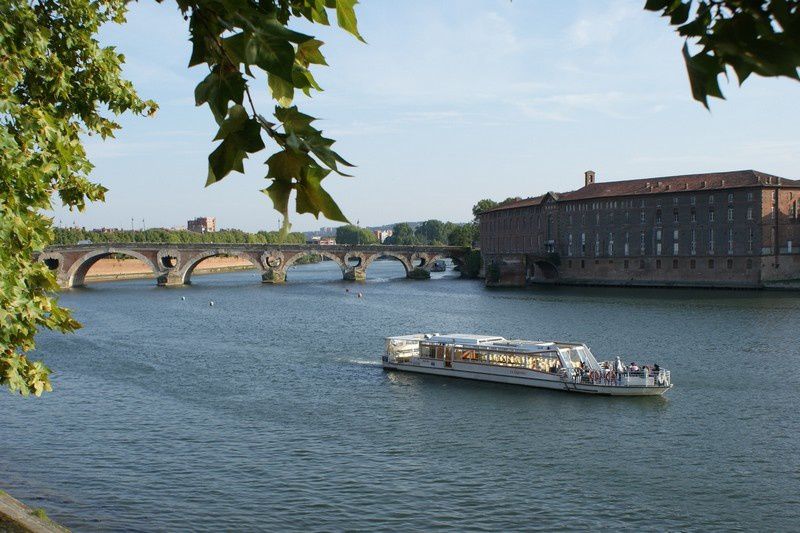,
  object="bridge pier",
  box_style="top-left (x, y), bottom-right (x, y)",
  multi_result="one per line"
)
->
top-left (262, 268), bottom-right (286, 284)
top-left (157, 271), bottom-right (185, 287)
top-left (343, 267), bottom-right (366, 281)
